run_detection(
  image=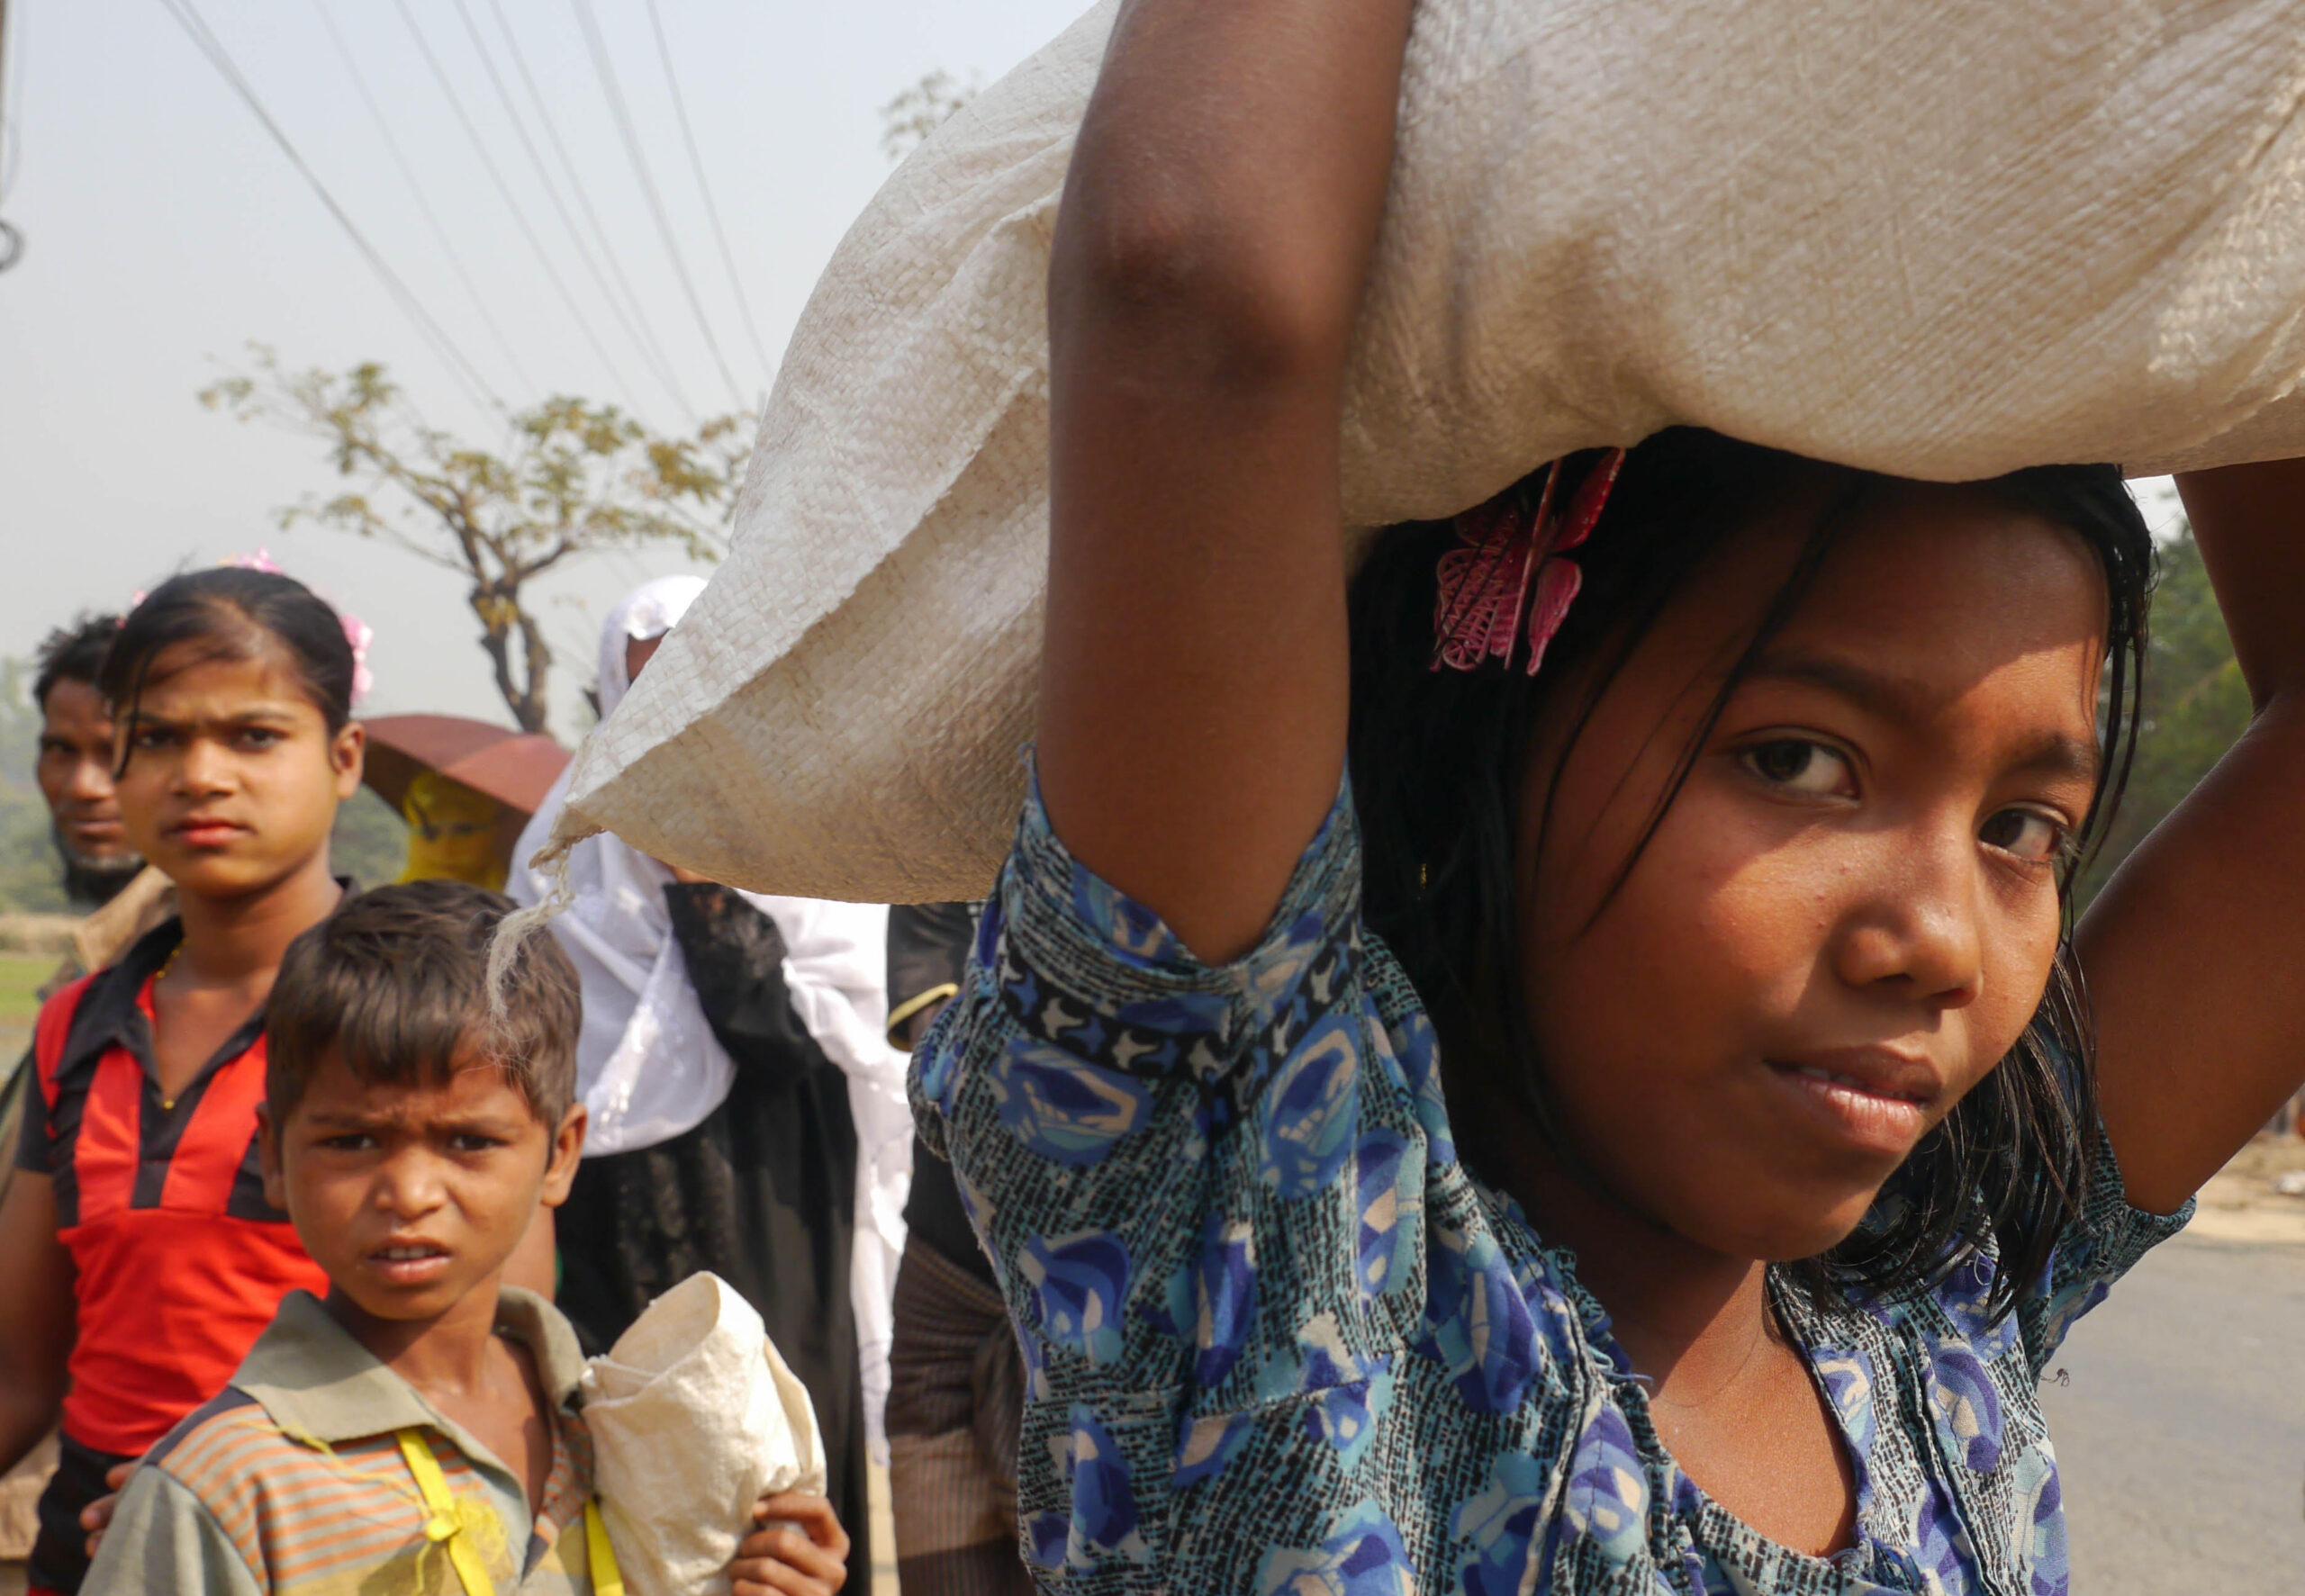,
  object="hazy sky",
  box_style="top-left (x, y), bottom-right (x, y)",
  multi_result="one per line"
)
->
top-left (0, 1), bottom-right (2186, 744)
top-left (0, 0), bottom-right (1080, 738)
